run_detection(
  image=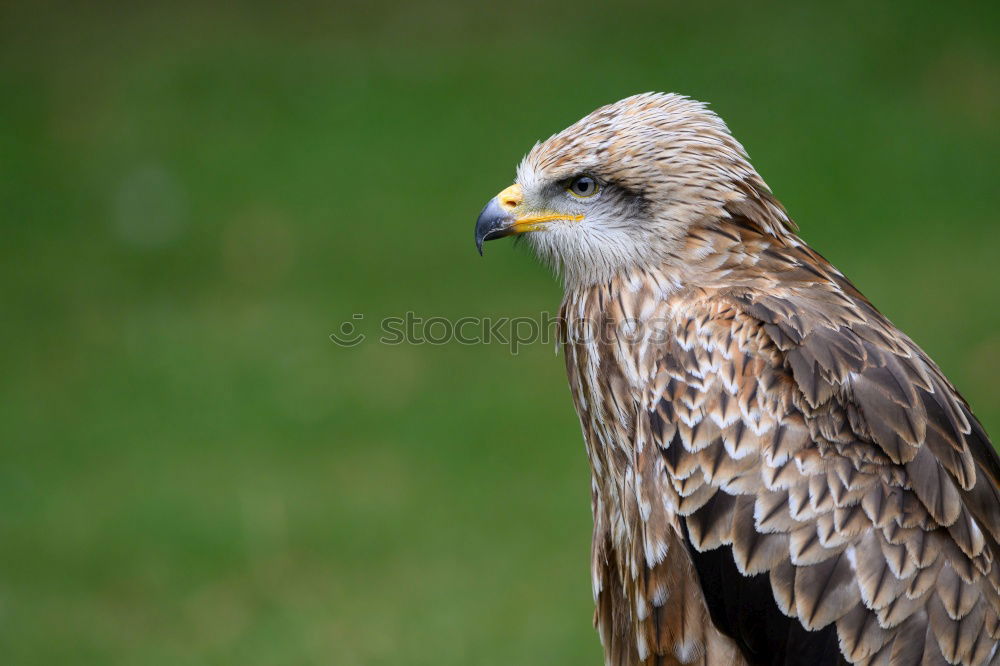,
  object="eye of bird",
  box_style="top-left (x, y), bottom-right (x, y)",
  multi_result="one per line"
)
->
top-left (567, 175), bottom-right (599, 198)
